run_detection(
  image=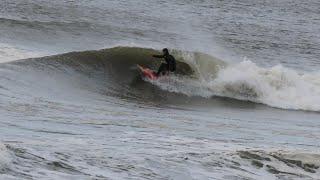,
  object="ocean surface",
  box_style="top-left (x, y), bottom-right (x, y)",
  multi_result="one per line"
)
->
top-left (0, 0), bottom-right (320, 179)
